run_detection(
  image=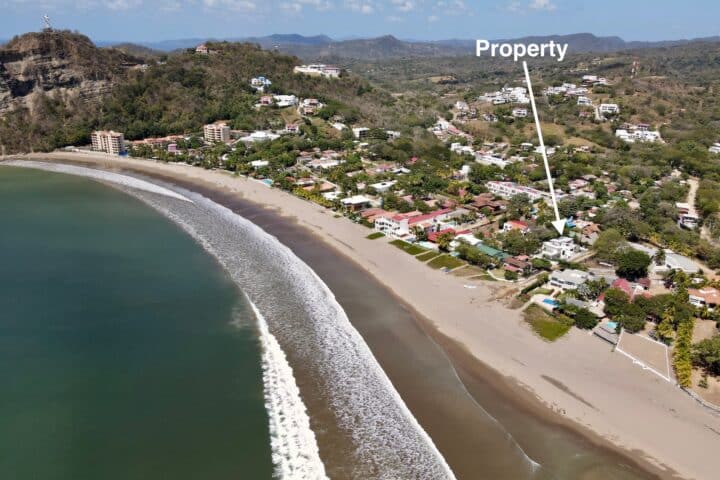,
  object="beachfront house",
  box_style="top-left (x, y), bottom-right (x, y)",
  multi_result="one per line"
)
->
top-left (341, 195), bottom-right (374, 212)
top-left (549, 269), bottom-right (592, 291)
top-left (374, 209), bottom-right (454, 238)
top-left (541, 237), bottom-right (580, 261)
